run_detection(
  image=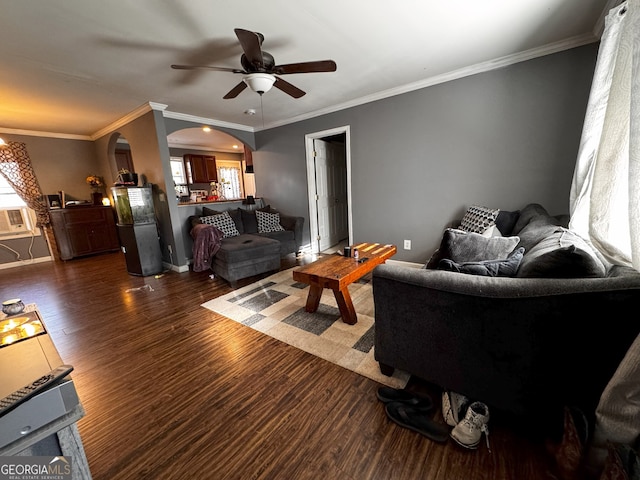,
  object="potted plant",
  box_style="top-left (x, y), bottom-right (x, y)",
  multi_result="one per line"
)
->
top-left (86, 175), bottom-right (104, 205)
